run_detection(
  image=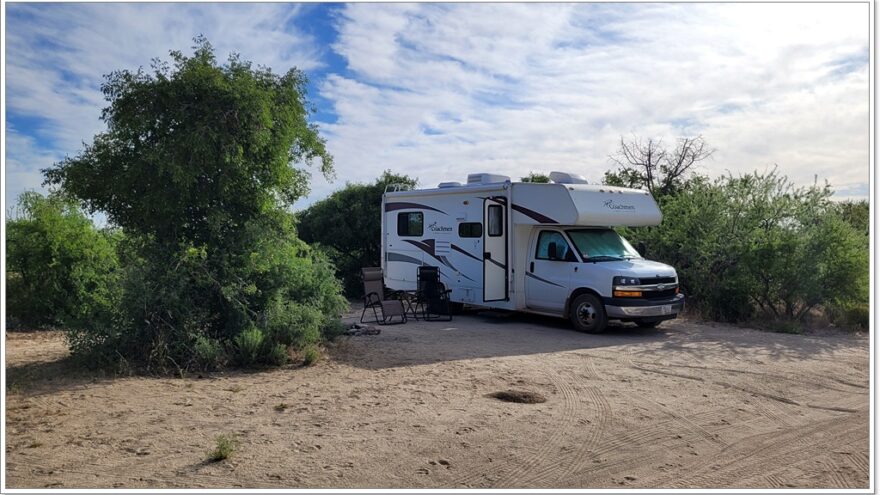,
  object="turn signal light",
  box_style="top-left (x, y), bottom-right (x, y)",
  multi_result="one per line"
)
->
top-left (613, 290), bottom-right (642, 298)
top-left (675, 287), bottom-right (680, 294)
